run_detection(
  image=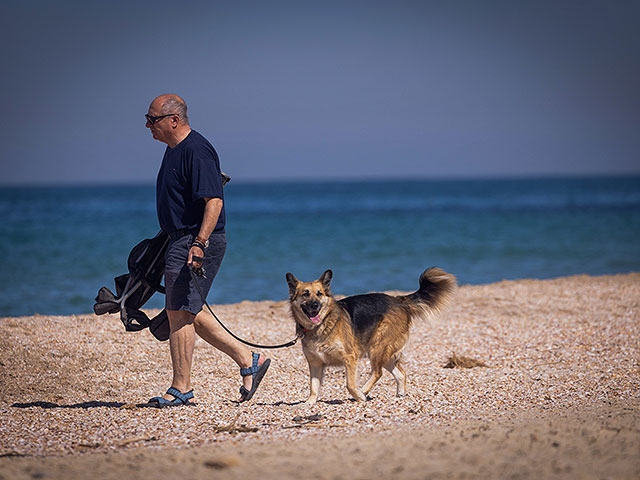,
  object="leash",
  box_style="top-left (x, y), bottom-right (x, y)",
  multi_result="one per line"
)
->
top-left (189, 257), bottom-right (302, 349)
